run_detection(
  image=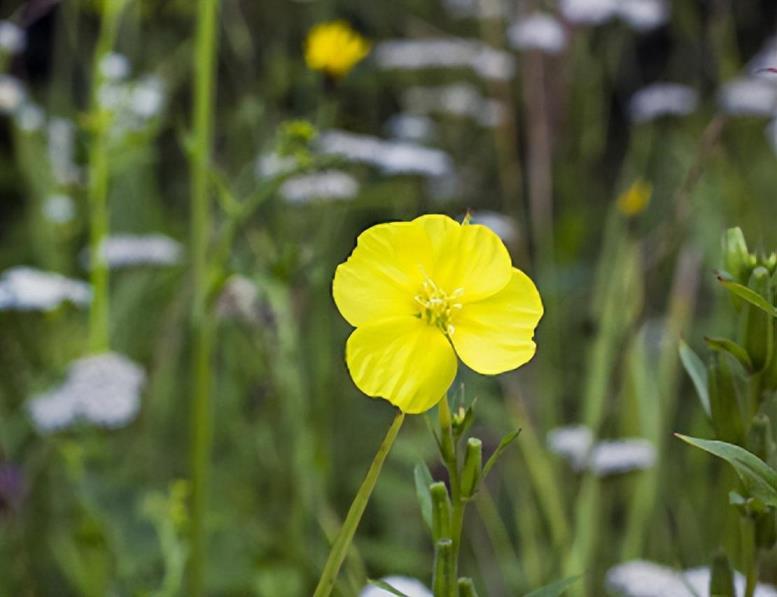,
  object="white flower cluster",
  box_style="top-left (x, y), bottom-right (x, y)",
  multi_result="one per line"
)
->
top-left (718, 78), bottom-right (777, 117)
top-left (606, 560), bottom-right (777, 597)
top-left (560, 0), bottom-right (669, 31)
top-left (0, 75), bottom-right (25, 115)
top-left (88, 234), bottom-right (183, 269)
top-left (42, 194), bottom-right (76, 224)
top-left (547, 425), bottom-right (656, 476)
top-left (508, 13), bottom-right (567, 54)
top-left (629, 83), bottom-right (698, 123)
top-left (0, 267), bottom-right (90, 311)
top-left (403, 84), bottom-right (508, 128)
top-left (374, 38), bottom-right (515, 81)
top-left (279, 170), bottom-right (359, 204)
top-left (98, 60), bottom-right (166, 136)
top-left (441, 0), bottom-right (508, 20)
top-left (360, 576), bottom-right (432, 597)
top-left (317, 130), bottom-right (453, 178)
top-left (27, 353), bottom-right (145, 432)
top-left (256, 152), bottom-right (303, 178)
